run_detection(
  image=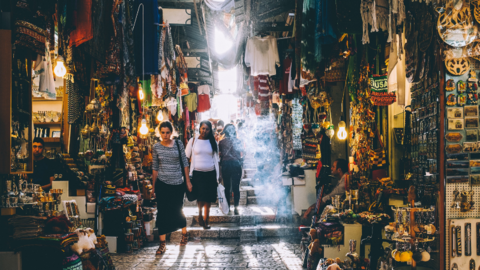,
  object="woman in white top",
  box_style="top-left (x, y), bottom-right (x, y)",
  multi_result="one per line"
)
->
top-left (185, 120), bottom-right (220, 229)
